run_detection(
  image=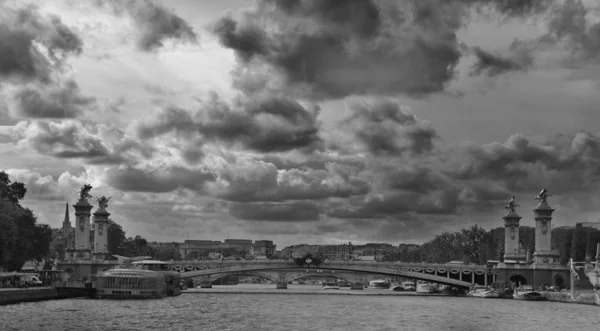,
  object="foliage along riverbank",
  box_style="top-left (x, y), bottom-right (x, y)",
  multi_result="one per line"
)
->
top-left (394, 224), bottom-right (600, 265)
